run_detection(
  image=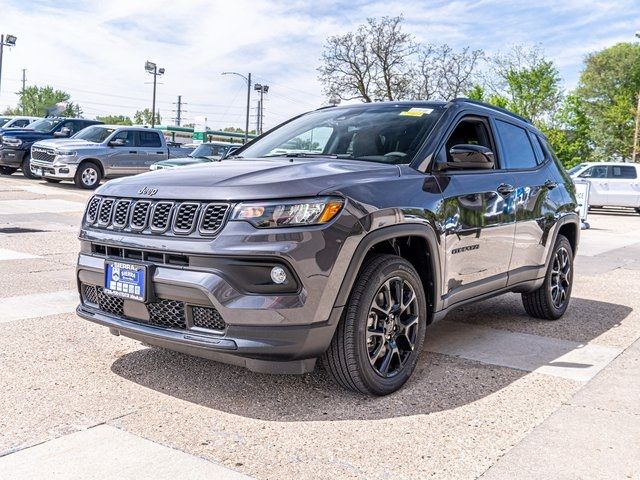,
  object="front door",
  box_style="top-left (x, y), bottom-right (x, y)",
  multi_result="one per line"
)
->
top-left (103, 130), bottom-right (138, 176)
top-left (436, 116), bottom-right (516, 308)
top-left (577, 164), bottom-right (609, 206)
